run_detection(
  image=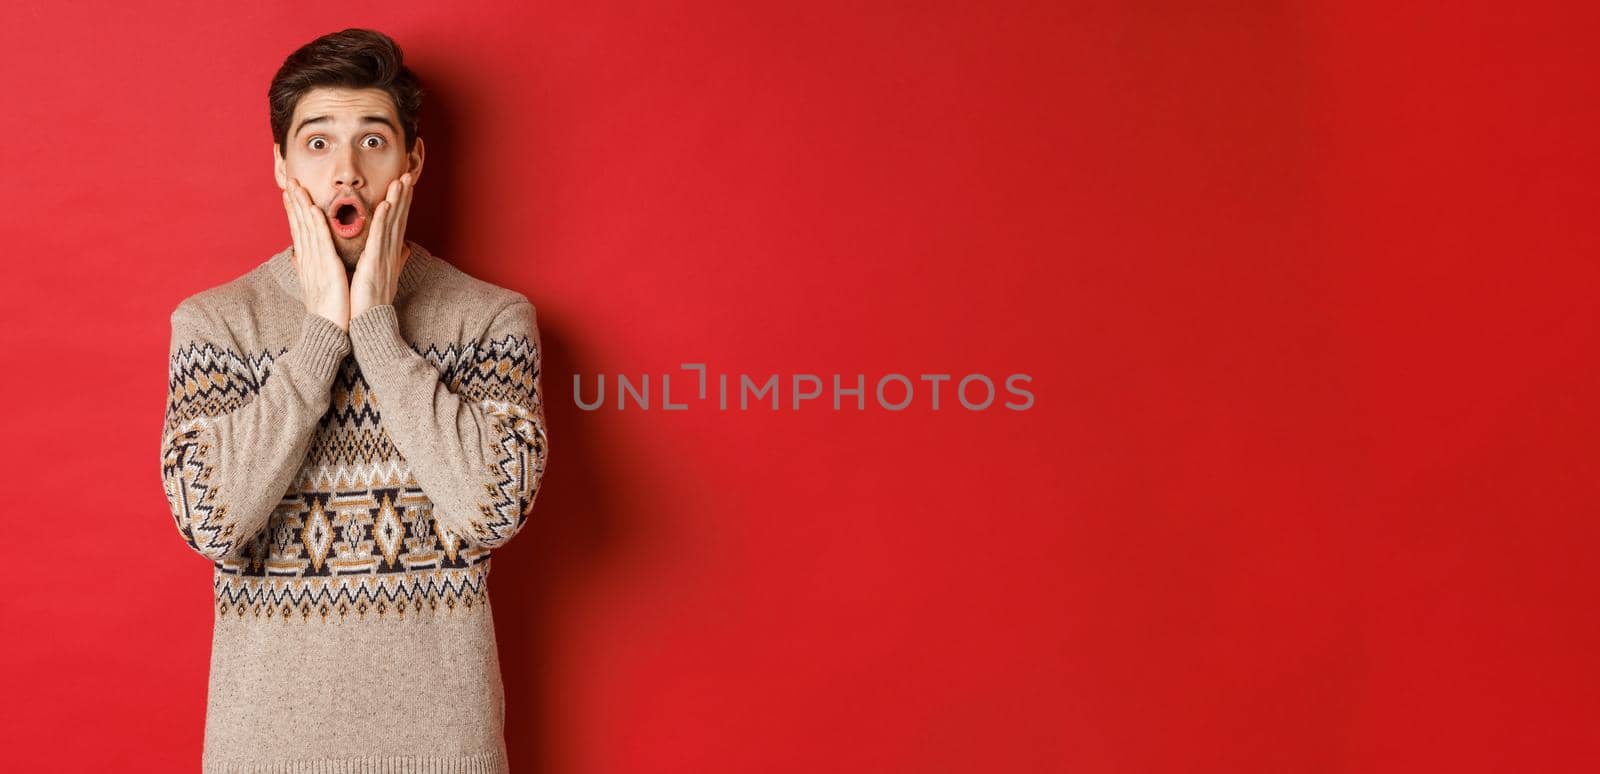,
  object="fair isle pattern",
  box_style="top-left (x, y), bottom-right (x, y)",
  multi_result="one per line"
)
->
top-left (161, 324), bottom-right (545, 621)
top-left (475, 398), bottom-right (546, 546)
top-left (412, 331), bottom-right (548, 548)
top-left (161, 339), bottom-right (278, 561)
top-left (164, 341), bottom-right (279, 429)
top-left (221, 484), bottom-right (490, 577)
top-left (215, 563), bottom-right (491, 623)
top-left (162, 421), bottom-right (236, 558)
